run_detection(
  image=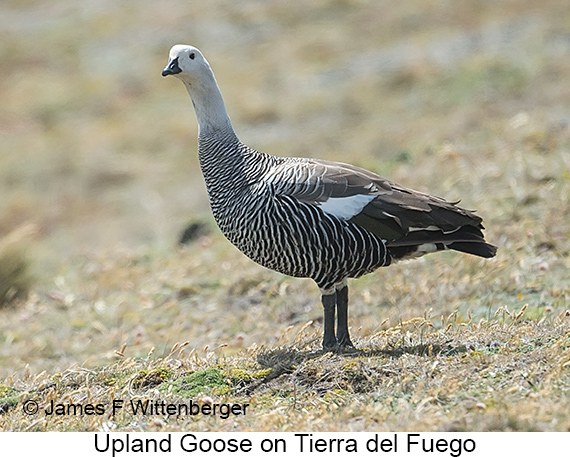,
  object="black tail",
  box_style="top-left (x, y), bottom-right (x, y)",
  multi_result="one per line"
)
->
top-left (447, 240), bottom-right (497, 258)
top-left (386, 225), bottom-right (497, 260)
